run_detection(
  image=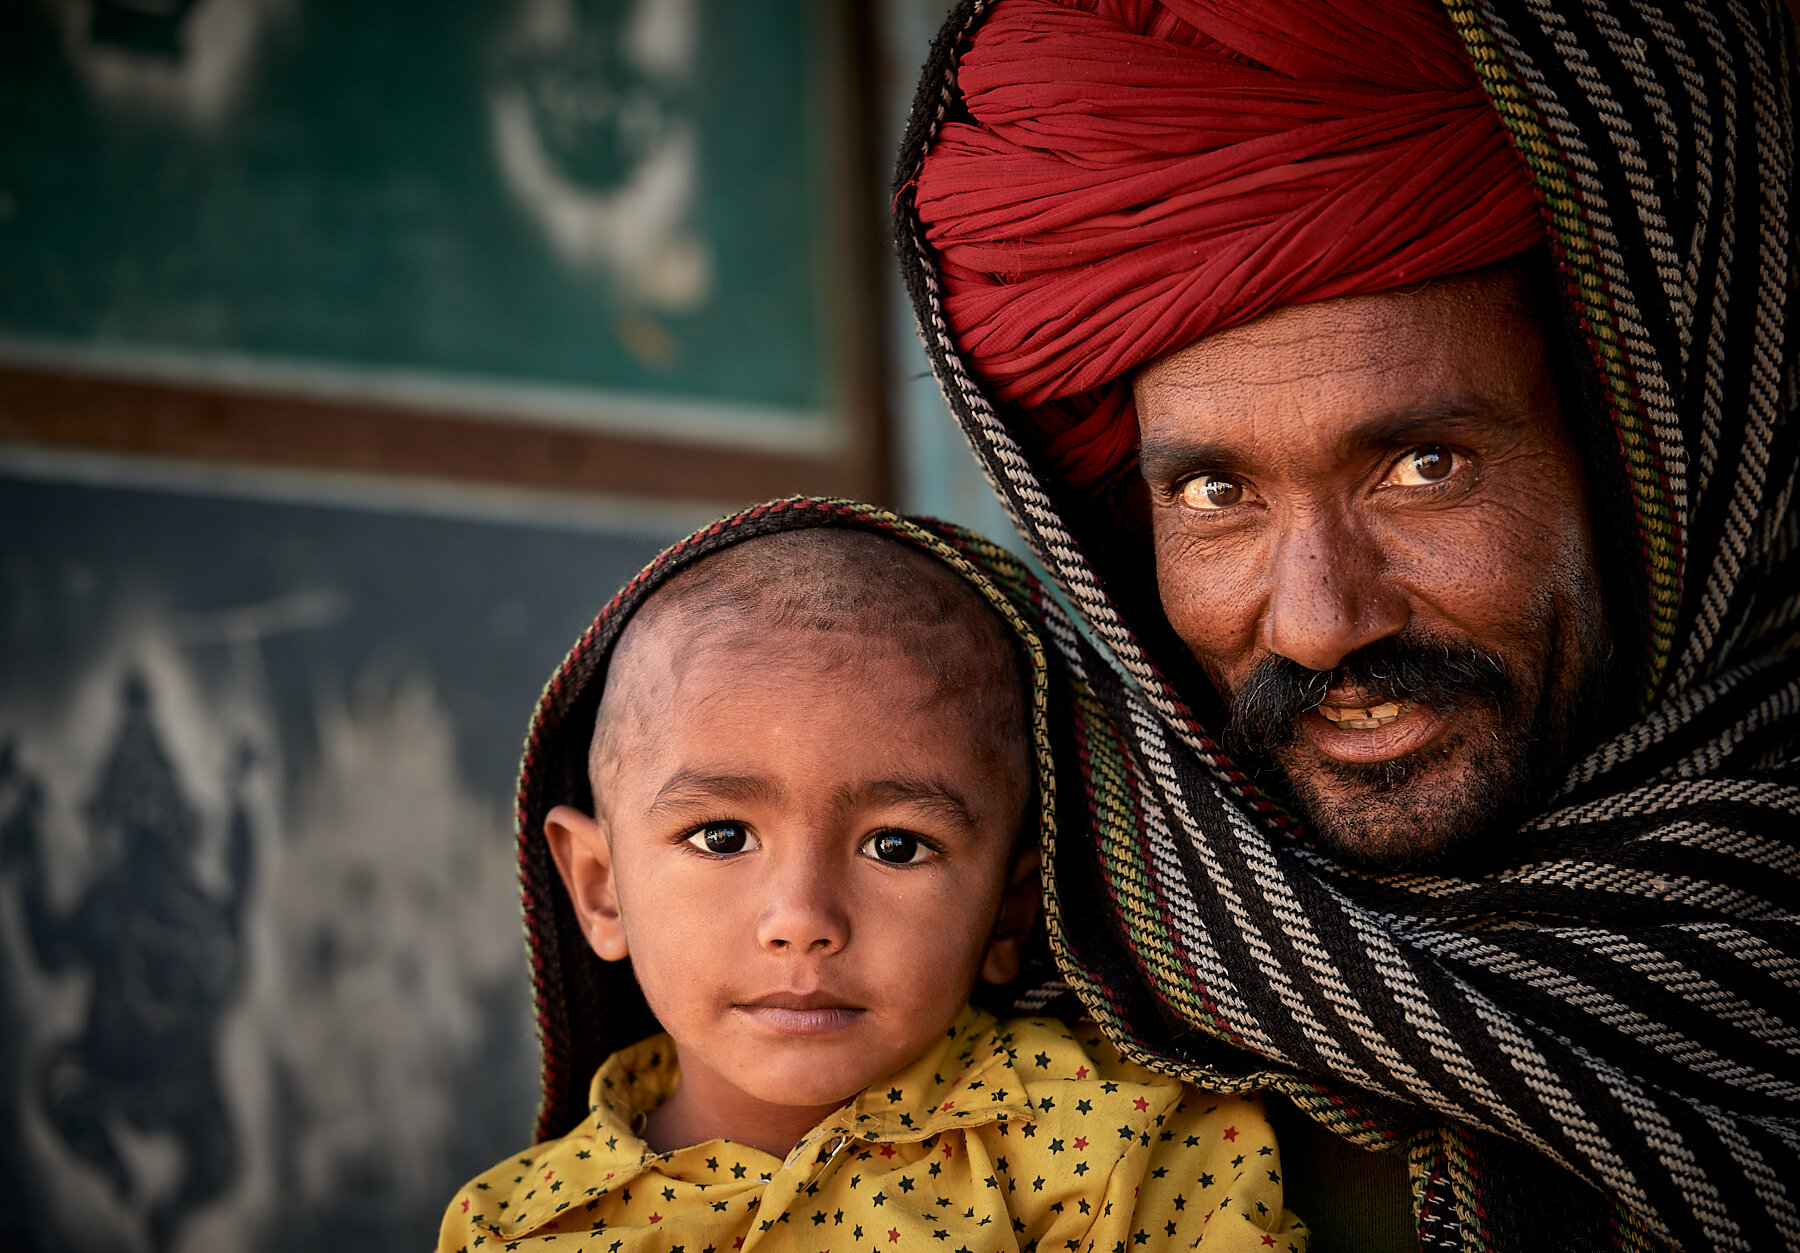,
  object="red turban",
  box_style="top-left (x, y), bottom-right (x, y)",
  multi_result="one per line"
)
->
top-left (912, 0), bottom-right (1544, 492)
